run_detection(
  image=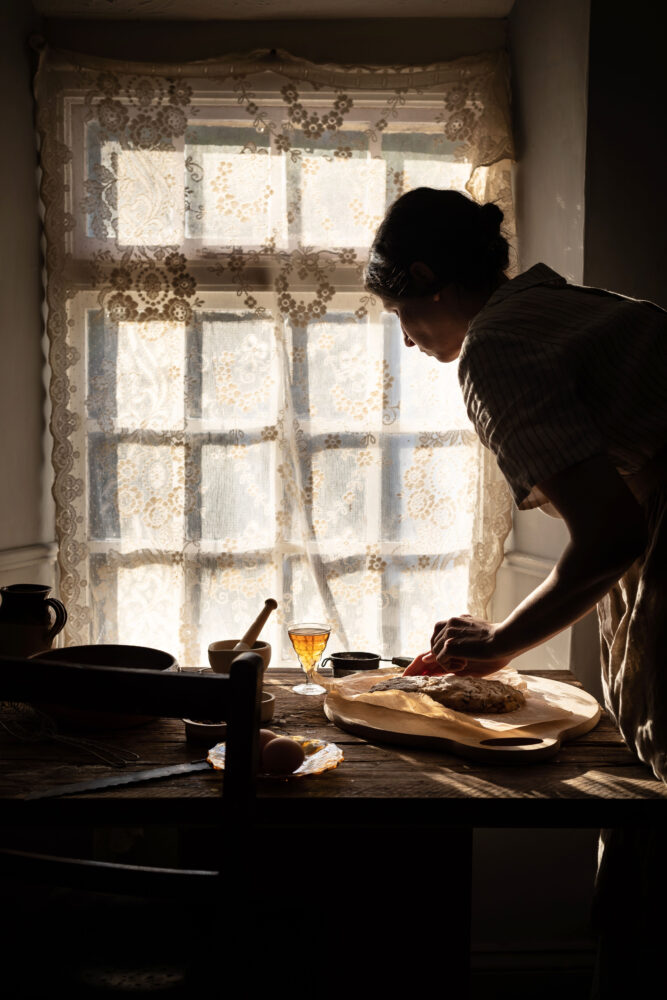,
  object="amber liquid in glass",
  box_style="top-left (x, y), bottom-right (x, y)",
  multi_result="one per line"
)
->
top-left (288, 626), bottom-right (329, 671)
top-left (287, 623), bottom-right (330, 695)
